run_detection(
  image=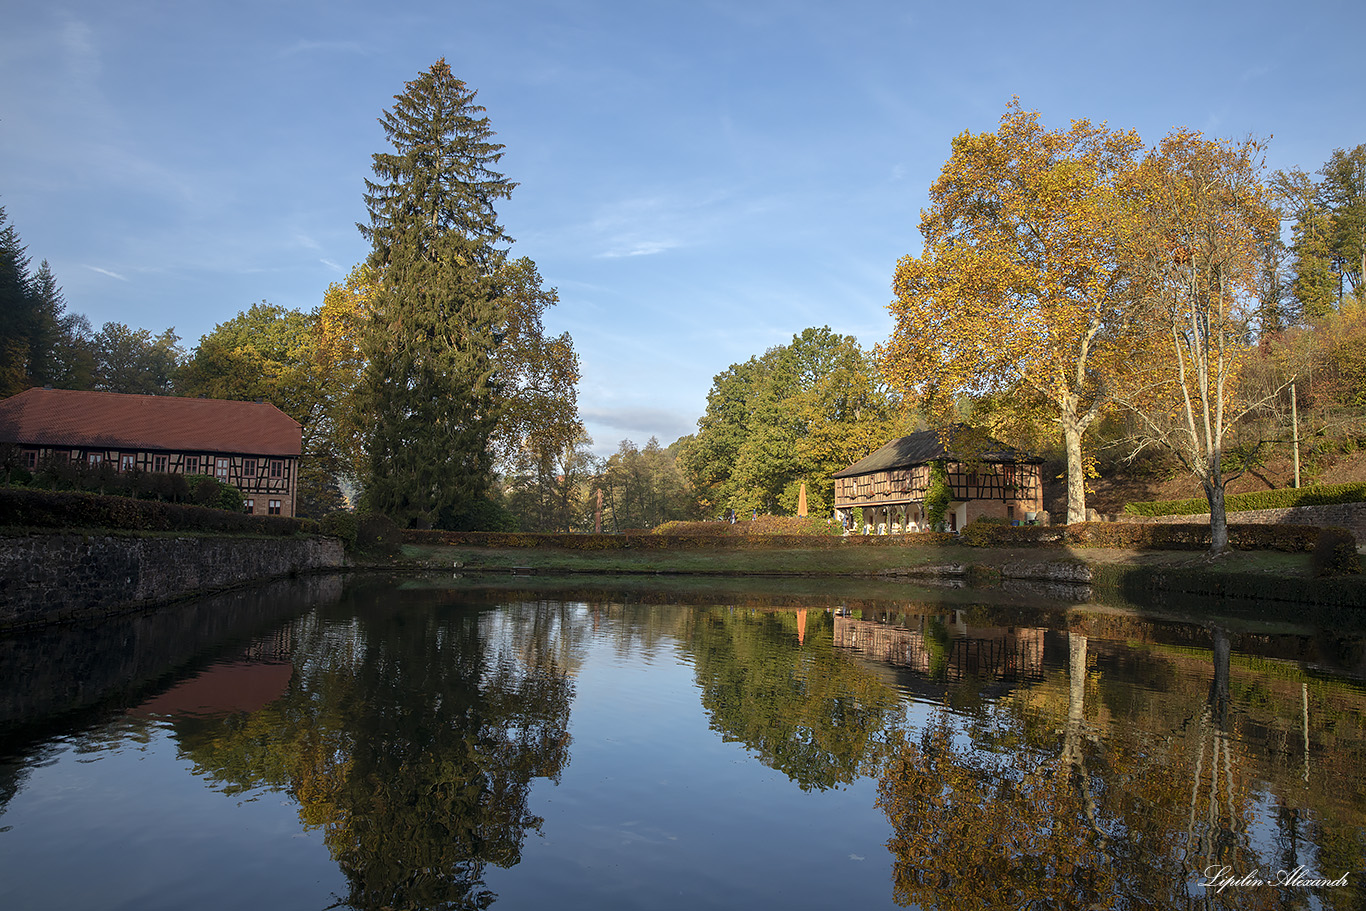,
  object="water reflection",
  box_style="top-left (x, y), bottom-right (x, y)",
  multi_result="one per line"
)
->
top-left (0, 576), bottom-right (1363, 910)
top-left (170, 579), bottom-right (580, 911)
top-left (866, 610), bottom-right (1366, 910)
top-left (684, 607), bottom-right (905, 791)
